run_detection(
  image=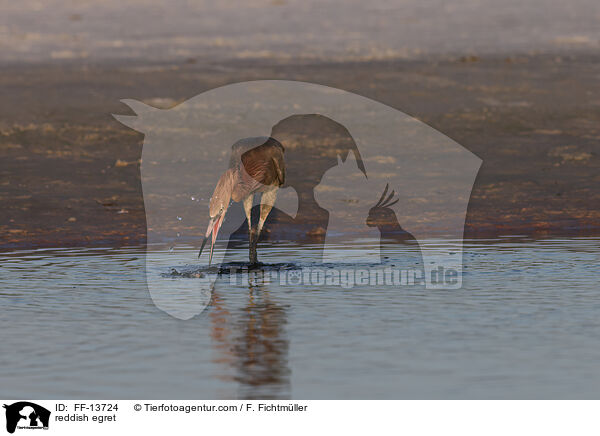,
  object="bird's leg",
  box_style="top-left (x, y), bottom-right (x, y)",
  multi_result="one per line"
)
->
top-left (253, 187), bottom-right (278, 264)
top-left (243, 194), bottom-right (256, 264)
